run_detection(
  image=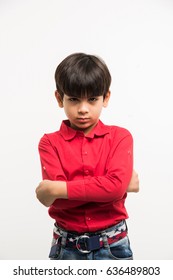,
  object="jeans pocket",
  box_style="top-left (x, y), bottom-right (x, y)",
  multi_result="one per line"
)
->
top-left (108, 236), bottom-right (133, 260)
